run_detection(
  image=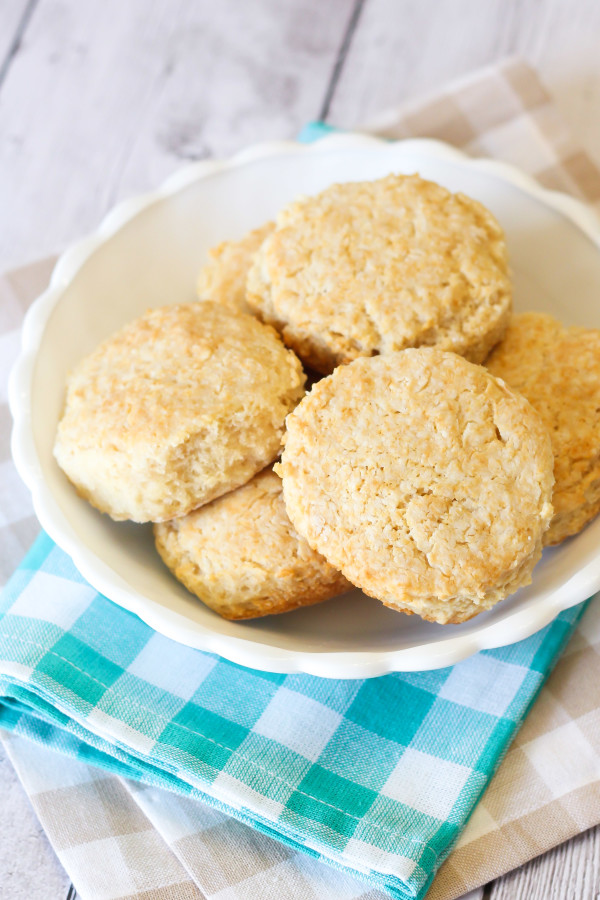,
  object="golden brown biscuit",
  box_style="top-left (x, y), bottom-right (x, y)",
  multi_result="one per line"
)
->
top-left (247, 175), bottom-right (511, 374)
top-left (197, 222), bottom-right (274, 314)
top-left (278, 349), bottom-right (554, 624)
top-left (54, 302), bottom-right (305, 523)
top-left (486, 312), bottom-right (600, 544)
top-left (154, 468), bottom-right (351, 619)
